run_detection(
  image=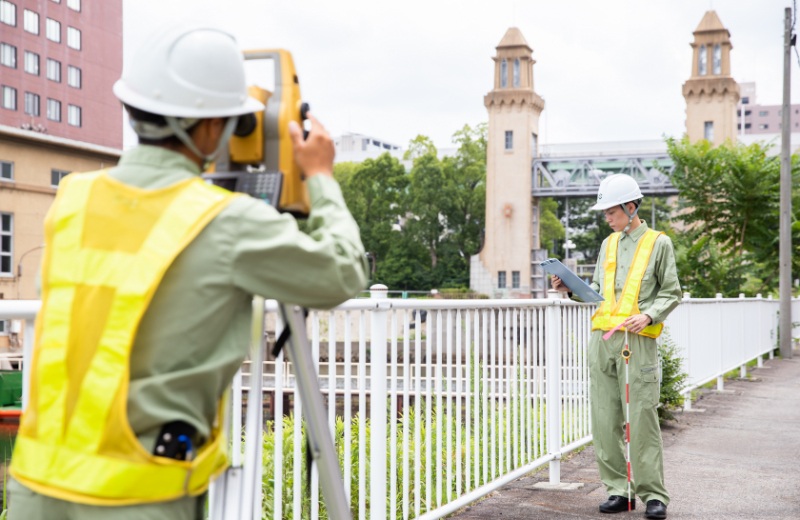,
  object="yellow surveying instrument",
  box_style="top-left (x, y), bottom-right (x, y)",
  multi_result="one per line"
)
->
top-left (204, 49), bottom-right (311, 217)
top-left (206, 50), bottom-right (353, 519)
